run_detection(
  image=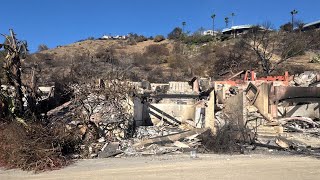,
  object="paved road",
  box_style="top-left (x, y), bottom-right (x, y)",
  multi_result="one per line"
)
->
top-left (1, 154), bottom-right (320, 180)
